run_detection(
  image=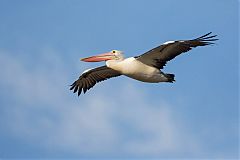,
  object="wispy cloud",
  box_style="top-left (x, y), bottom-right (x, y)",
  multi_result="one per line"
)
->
top-left (0, 50), bottom-right (209, 158)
